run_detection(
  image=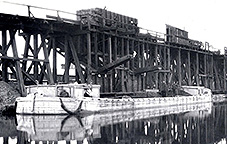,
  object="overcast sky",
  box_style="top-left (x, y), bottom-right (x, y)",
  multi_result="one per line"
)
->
top-left (0, 0), bottom-right (226, 51)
